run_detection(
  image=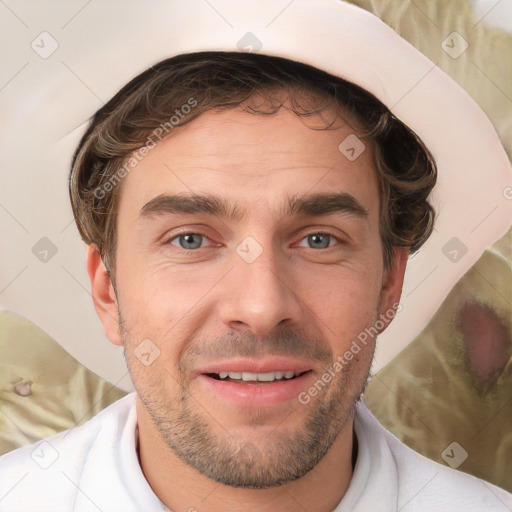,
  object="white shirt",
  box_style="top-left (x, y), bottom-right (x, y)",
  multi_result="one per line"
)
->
top-left (0, 392), bottom-right (510, 511)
